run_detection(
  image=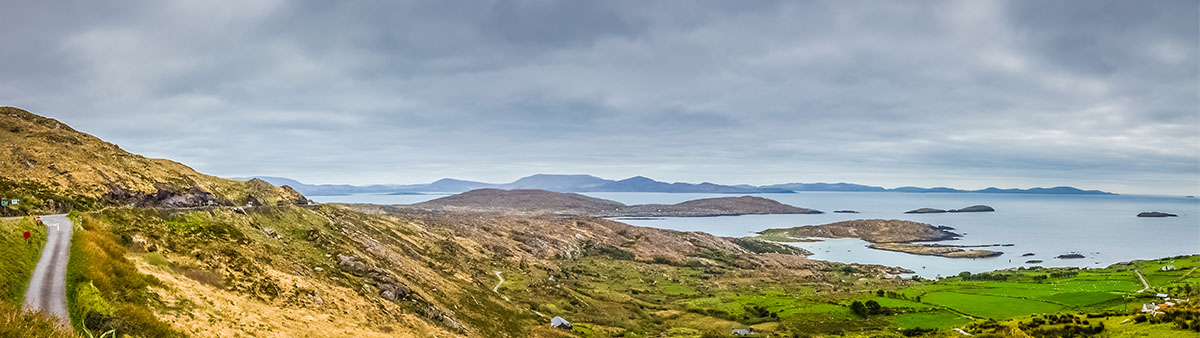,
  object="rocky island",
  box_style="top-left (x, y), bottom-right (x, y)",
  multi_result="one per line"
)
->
top-left (756, 219), bottom-right (1004, 258)
top-left (1137, 211), bottom-right (1178, 217)
top-left (868, 243), bottom-right (1005, 258)
top-left (904, 205), bottom-right (995, 214)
